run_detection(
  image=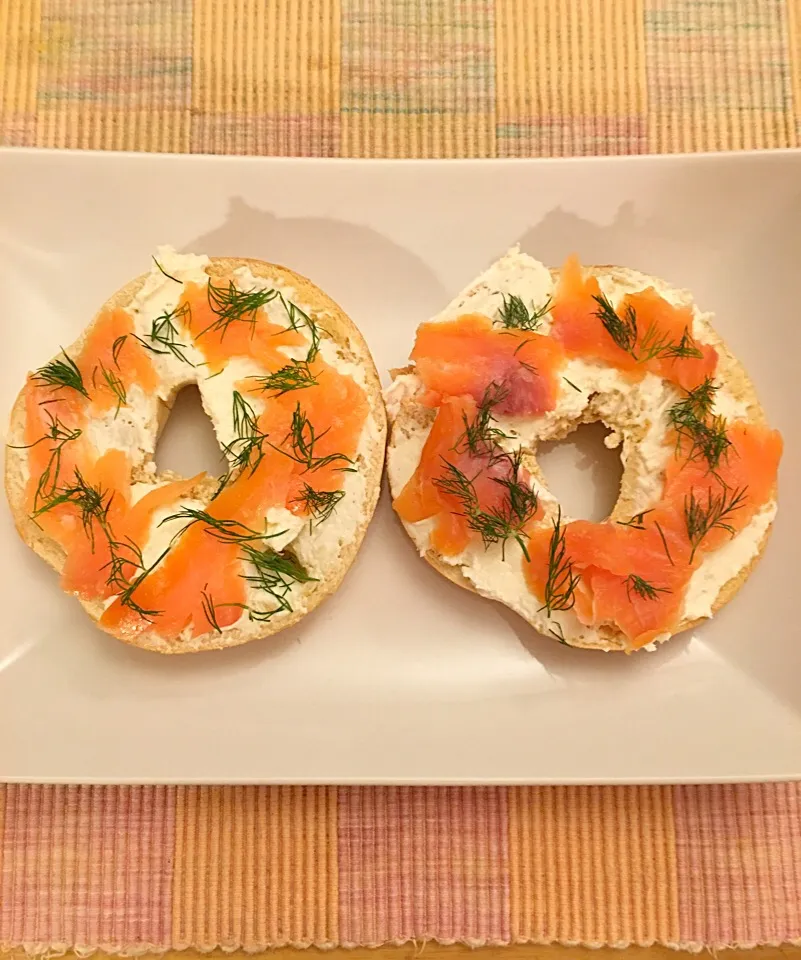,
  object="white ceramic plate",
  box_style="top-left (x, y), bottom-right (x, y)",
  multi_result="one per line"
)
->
top-left (1, 147), bottom-right (799, 784)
